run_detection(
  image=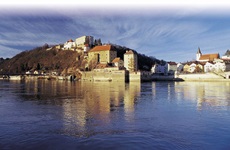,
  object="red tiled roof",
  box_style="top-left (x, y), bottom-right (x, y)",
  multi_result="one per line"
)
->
top-left (67, 39), bottom-right (73, 42)
top-left (199, 53), bottom-right (219, 61)
top-left (89, 45), bottom-right (115, 52)
top-left (167, 61), bottom-right (177, 65)
top-left (112, 57), bottom-right (121, 63)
